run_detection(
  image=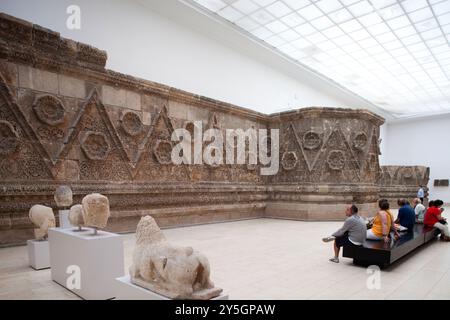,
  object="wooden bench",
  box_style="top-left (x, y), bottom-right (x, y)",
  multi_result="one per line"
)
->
top-left (343, 224), bottom-right (440, 268)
